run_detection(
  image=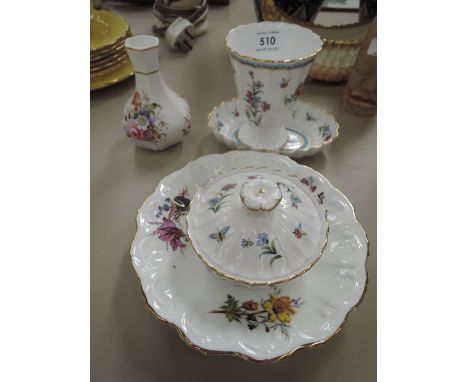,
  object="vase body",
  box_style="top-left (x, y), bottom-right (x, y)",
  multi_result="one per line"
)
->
top-left (225, 22), bottom-right (322, 150)
top-left (122, 35), bottom-right (190, 150)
